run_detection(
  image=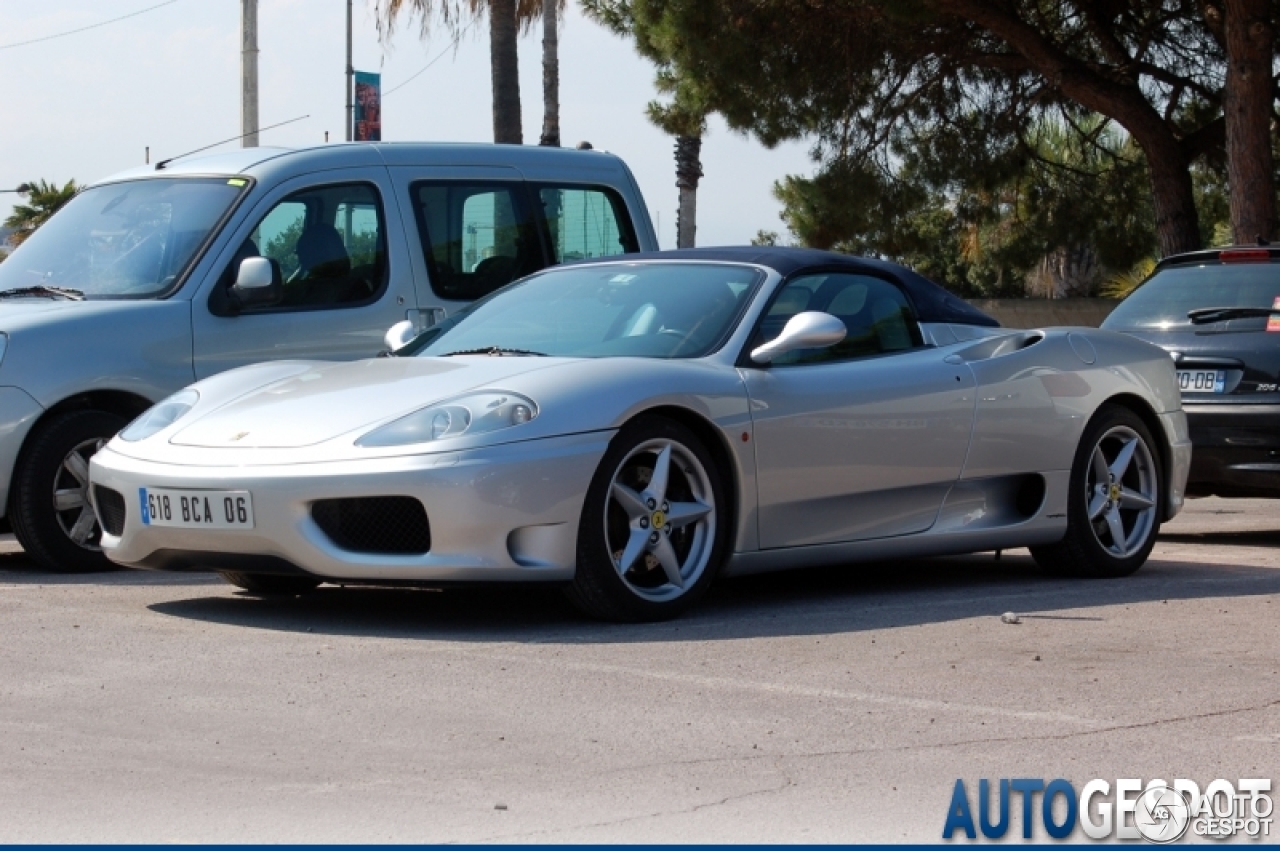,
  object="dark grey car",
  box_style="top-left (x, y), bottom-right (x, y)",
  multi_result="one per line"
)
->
top-left (1101, 246), bottom-right (1280, 497)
